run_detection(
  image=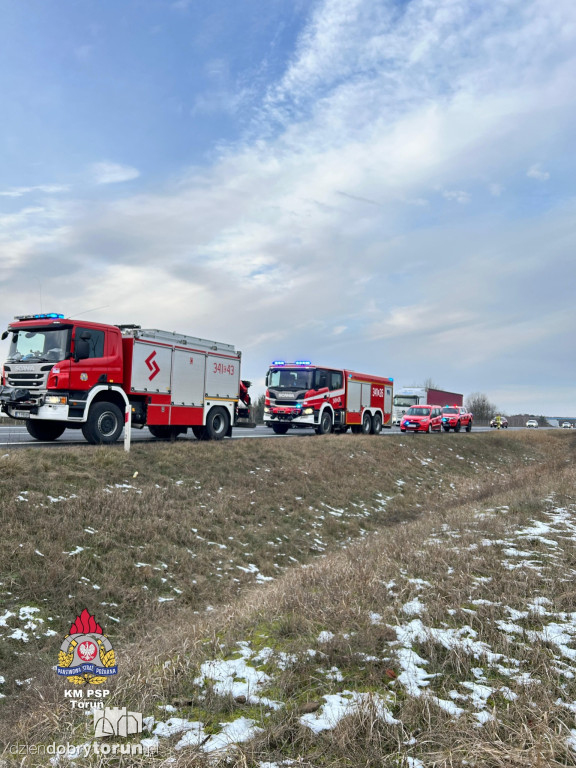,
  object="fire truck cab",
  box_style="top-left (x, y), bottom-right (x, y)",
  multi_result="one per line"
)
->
top-left (264, 361), bottom-right (393, 435)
